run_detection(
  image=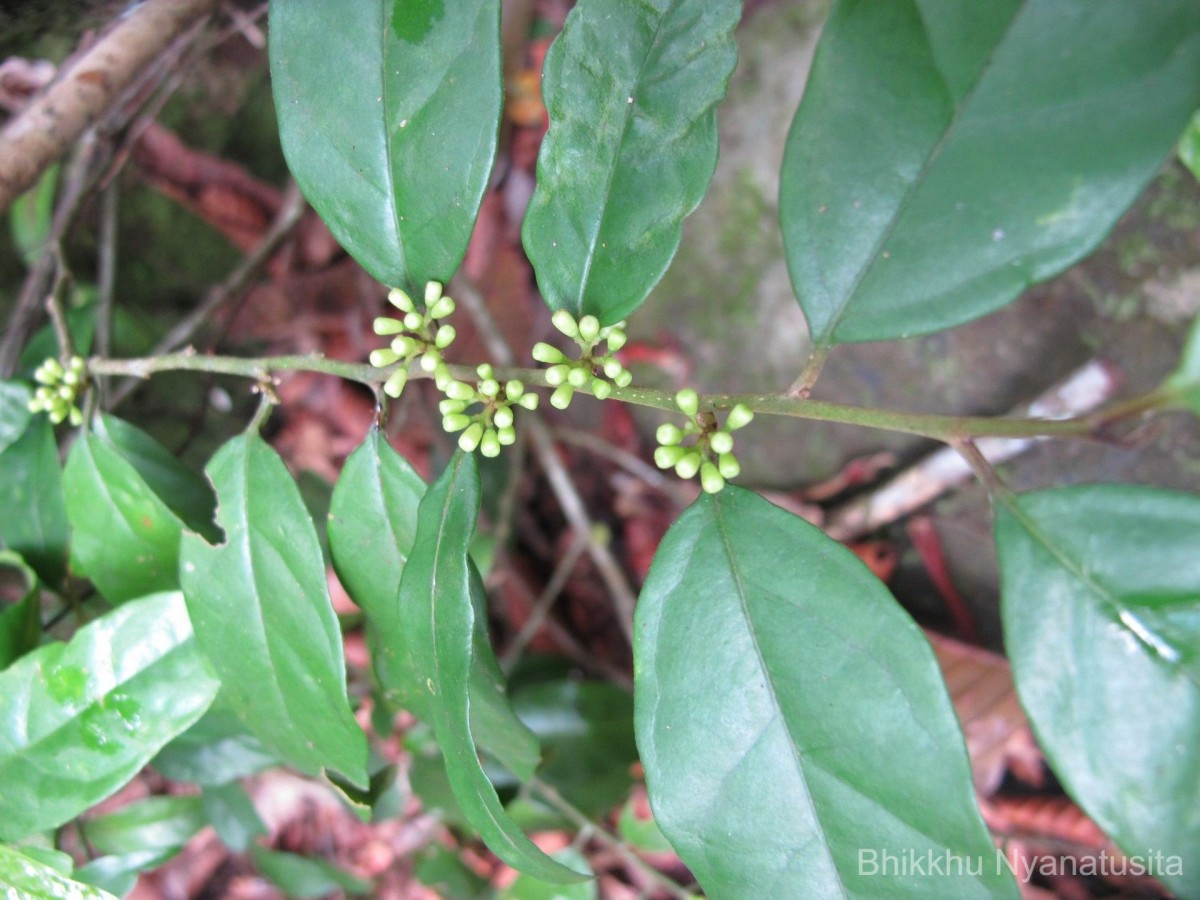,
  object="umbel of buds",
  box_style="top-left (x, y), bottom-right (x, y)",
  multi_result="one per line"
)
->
top-left (654, 388), bottom-right (753, 494)
top-left (369, 280), bottom-right (458, 399)
top-left (439, 363), bottom-right (539, 458)
top-left (28, 355), bottom-right (86, 426)
top-left (531, 309), bottom-right (632, 410)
